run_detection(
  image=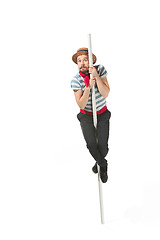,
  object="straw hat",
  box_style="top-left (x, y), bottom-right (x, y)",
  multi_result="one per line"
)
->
top-left (72, 47), bottom-right (97, 64)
